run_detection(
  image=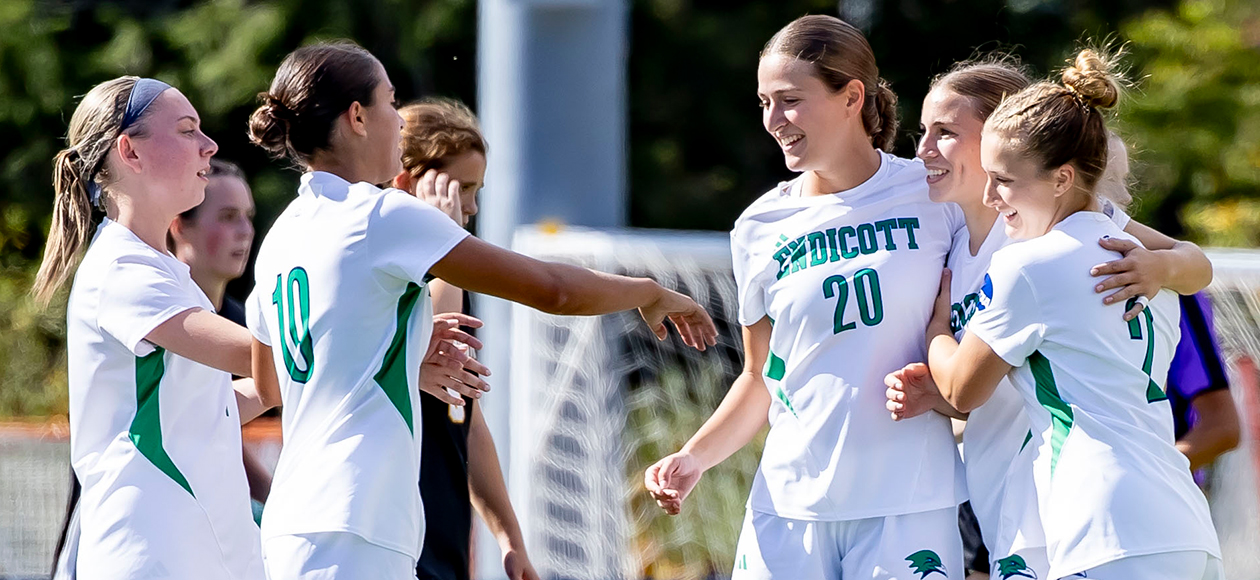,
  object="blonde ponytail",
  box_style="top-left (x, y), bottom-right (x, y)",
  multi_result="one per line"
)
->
top-left (32, 77), bottom-right (144, 306)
